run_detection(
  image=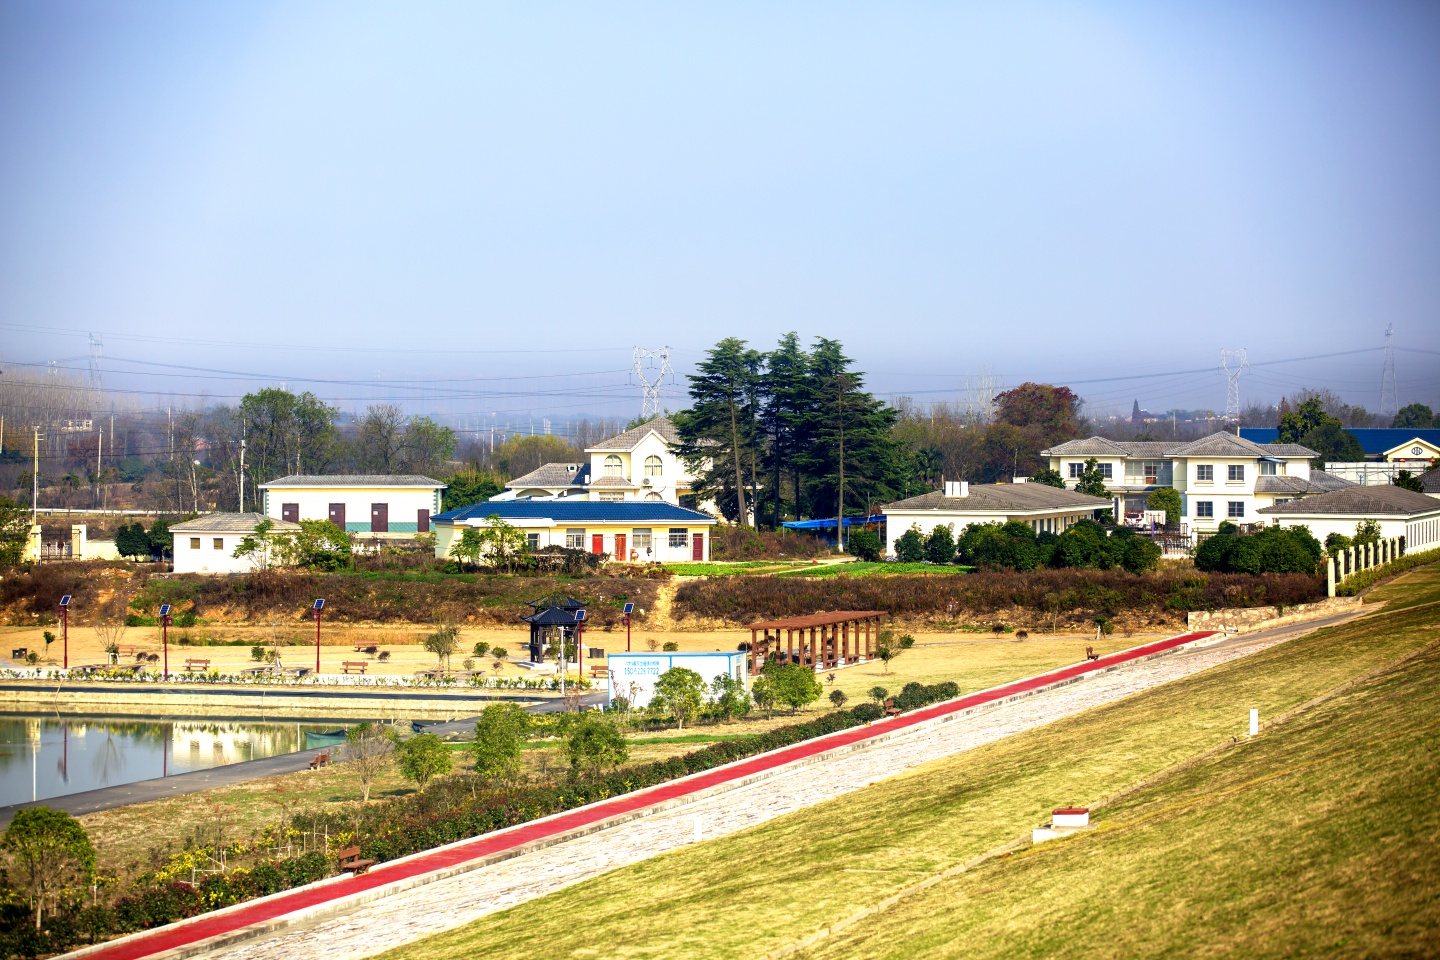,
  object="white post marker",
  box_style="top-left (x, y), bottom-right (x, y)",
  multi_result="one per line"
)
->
top-left (693, 815), bottom-right (702, 843)
top-left (1249, 708), bottom-right (1259, 737)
